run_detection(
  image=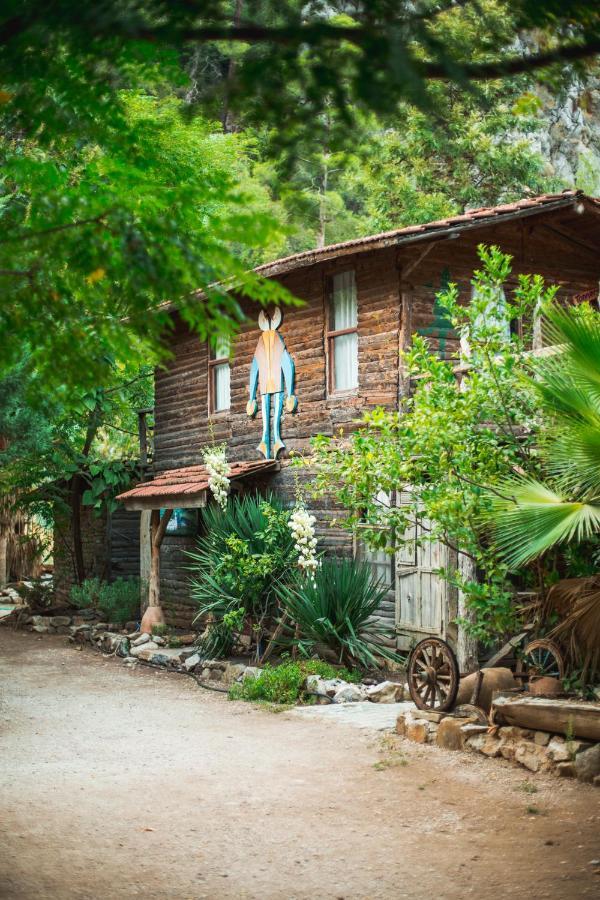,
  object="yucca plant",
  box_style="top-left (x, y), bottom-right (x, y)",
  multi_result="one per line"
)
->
top-left (274, 557), bottom-right (404, 669)
top-left (488, 304), bottom-right (600, 567)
